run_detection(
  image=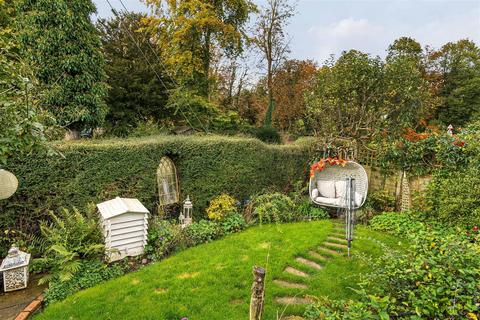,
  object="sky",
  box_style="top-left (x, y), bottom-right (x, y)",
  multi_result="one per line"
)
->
top-left (94, 0), bottom-right (480, 64)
